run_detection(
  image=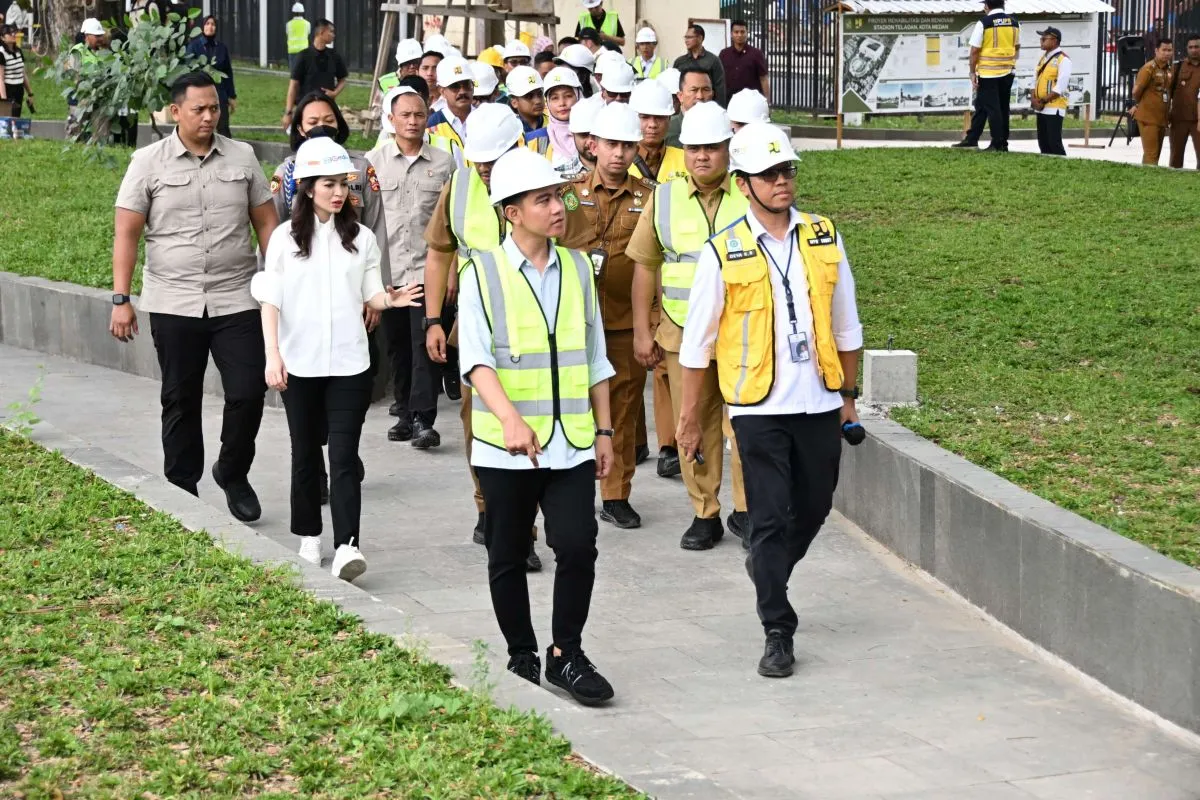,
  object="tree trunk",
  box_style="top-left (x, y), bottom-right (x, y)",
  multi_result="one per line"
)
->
top-left (46, 0), bottom-right (87, 53)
